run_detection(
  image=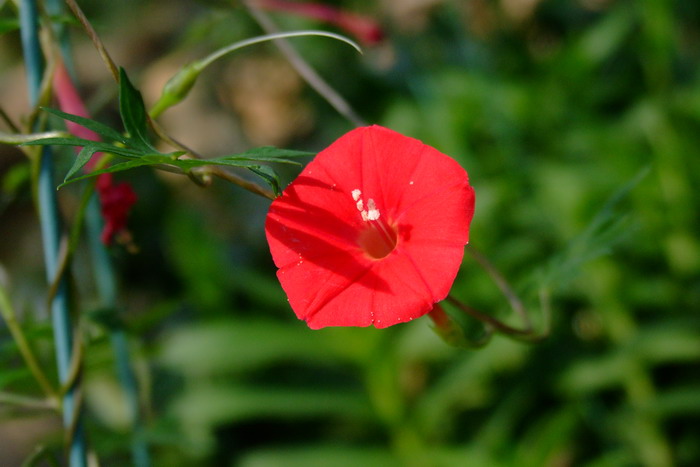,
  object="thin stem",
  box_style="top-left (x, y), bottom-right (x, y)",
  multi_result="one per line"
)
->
top-left (0, 283), bottom-right (58, 400)
top-left (20, 1), bottom-right (87, 465)
top-left (465, 244), bottom-right (534, 332)
top-left (444, 245), bottom-right (552, 343)
top-left (0, 104), bottom-right (21, 132)
top-left (198, 30), bottom-right (360, 70)
top-left (428, 304), bottom-right (492, 348)
top-left (64, 0), bottom-right (118, 82)
top-left (206, 165), bottom-right (276, 200)
top-left (244, 0), bottom-right (366, 127)
top-left (0, 391), bottom-right (57, 411)
top-left (444, 295), bottom-right (542, 342)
